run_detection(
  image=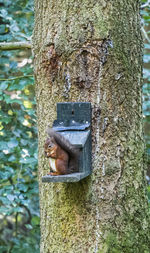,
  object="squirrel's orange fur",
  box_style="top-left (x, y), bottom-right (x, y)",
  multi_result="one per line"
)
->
top-left (44, 128), bottom-right (78, 175)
